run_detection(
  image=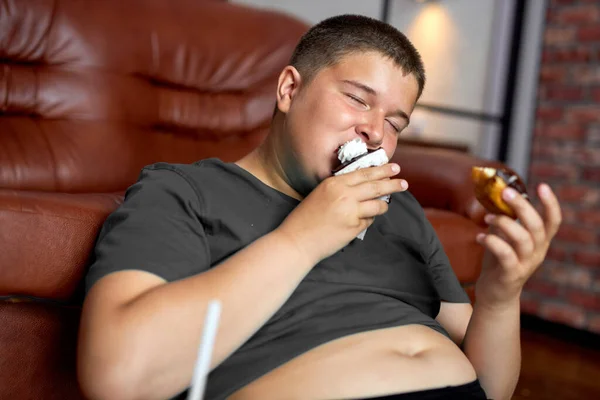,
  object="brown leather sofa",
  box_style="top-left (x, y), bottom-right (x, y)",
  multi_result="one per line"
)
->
top-left (0, 0), bottom-right (505, 398)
